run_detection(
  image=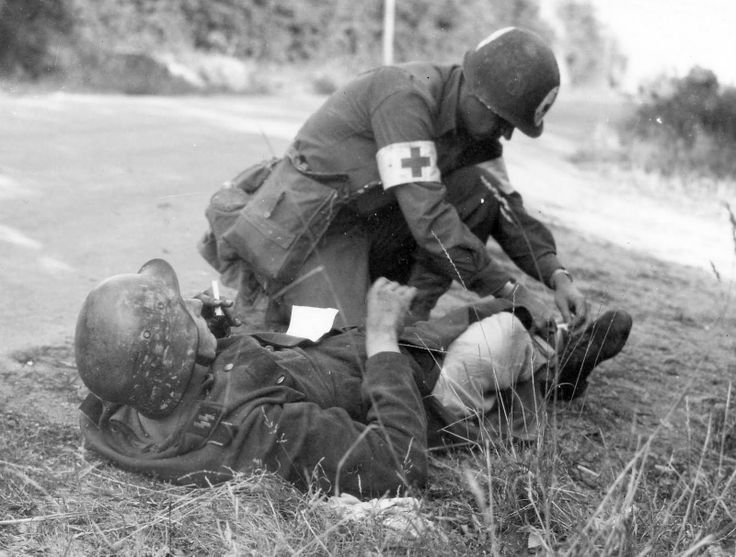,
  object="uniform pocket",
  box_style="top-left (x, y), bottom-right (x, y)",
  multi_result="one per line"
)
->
top-left (223, 160), bottom-right (341, 283)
